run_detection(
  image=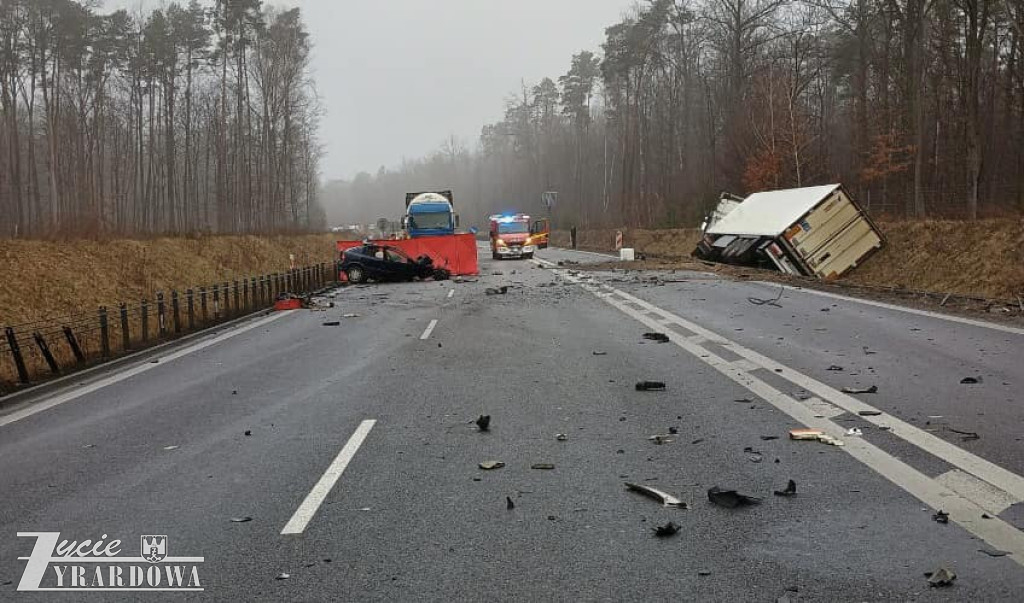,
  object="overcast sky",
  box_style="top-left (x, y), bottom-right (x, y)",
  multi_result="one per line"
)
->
top-left (108, 1), bottom-right (635, 181)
